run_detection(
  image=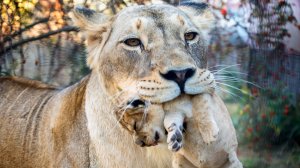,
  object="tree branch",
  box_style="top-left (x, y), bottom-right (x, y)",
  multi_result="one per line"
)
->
top-left (3, 17), bottom-right (50, 43)
top-left (0, 26), bottom-right (79, 55)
